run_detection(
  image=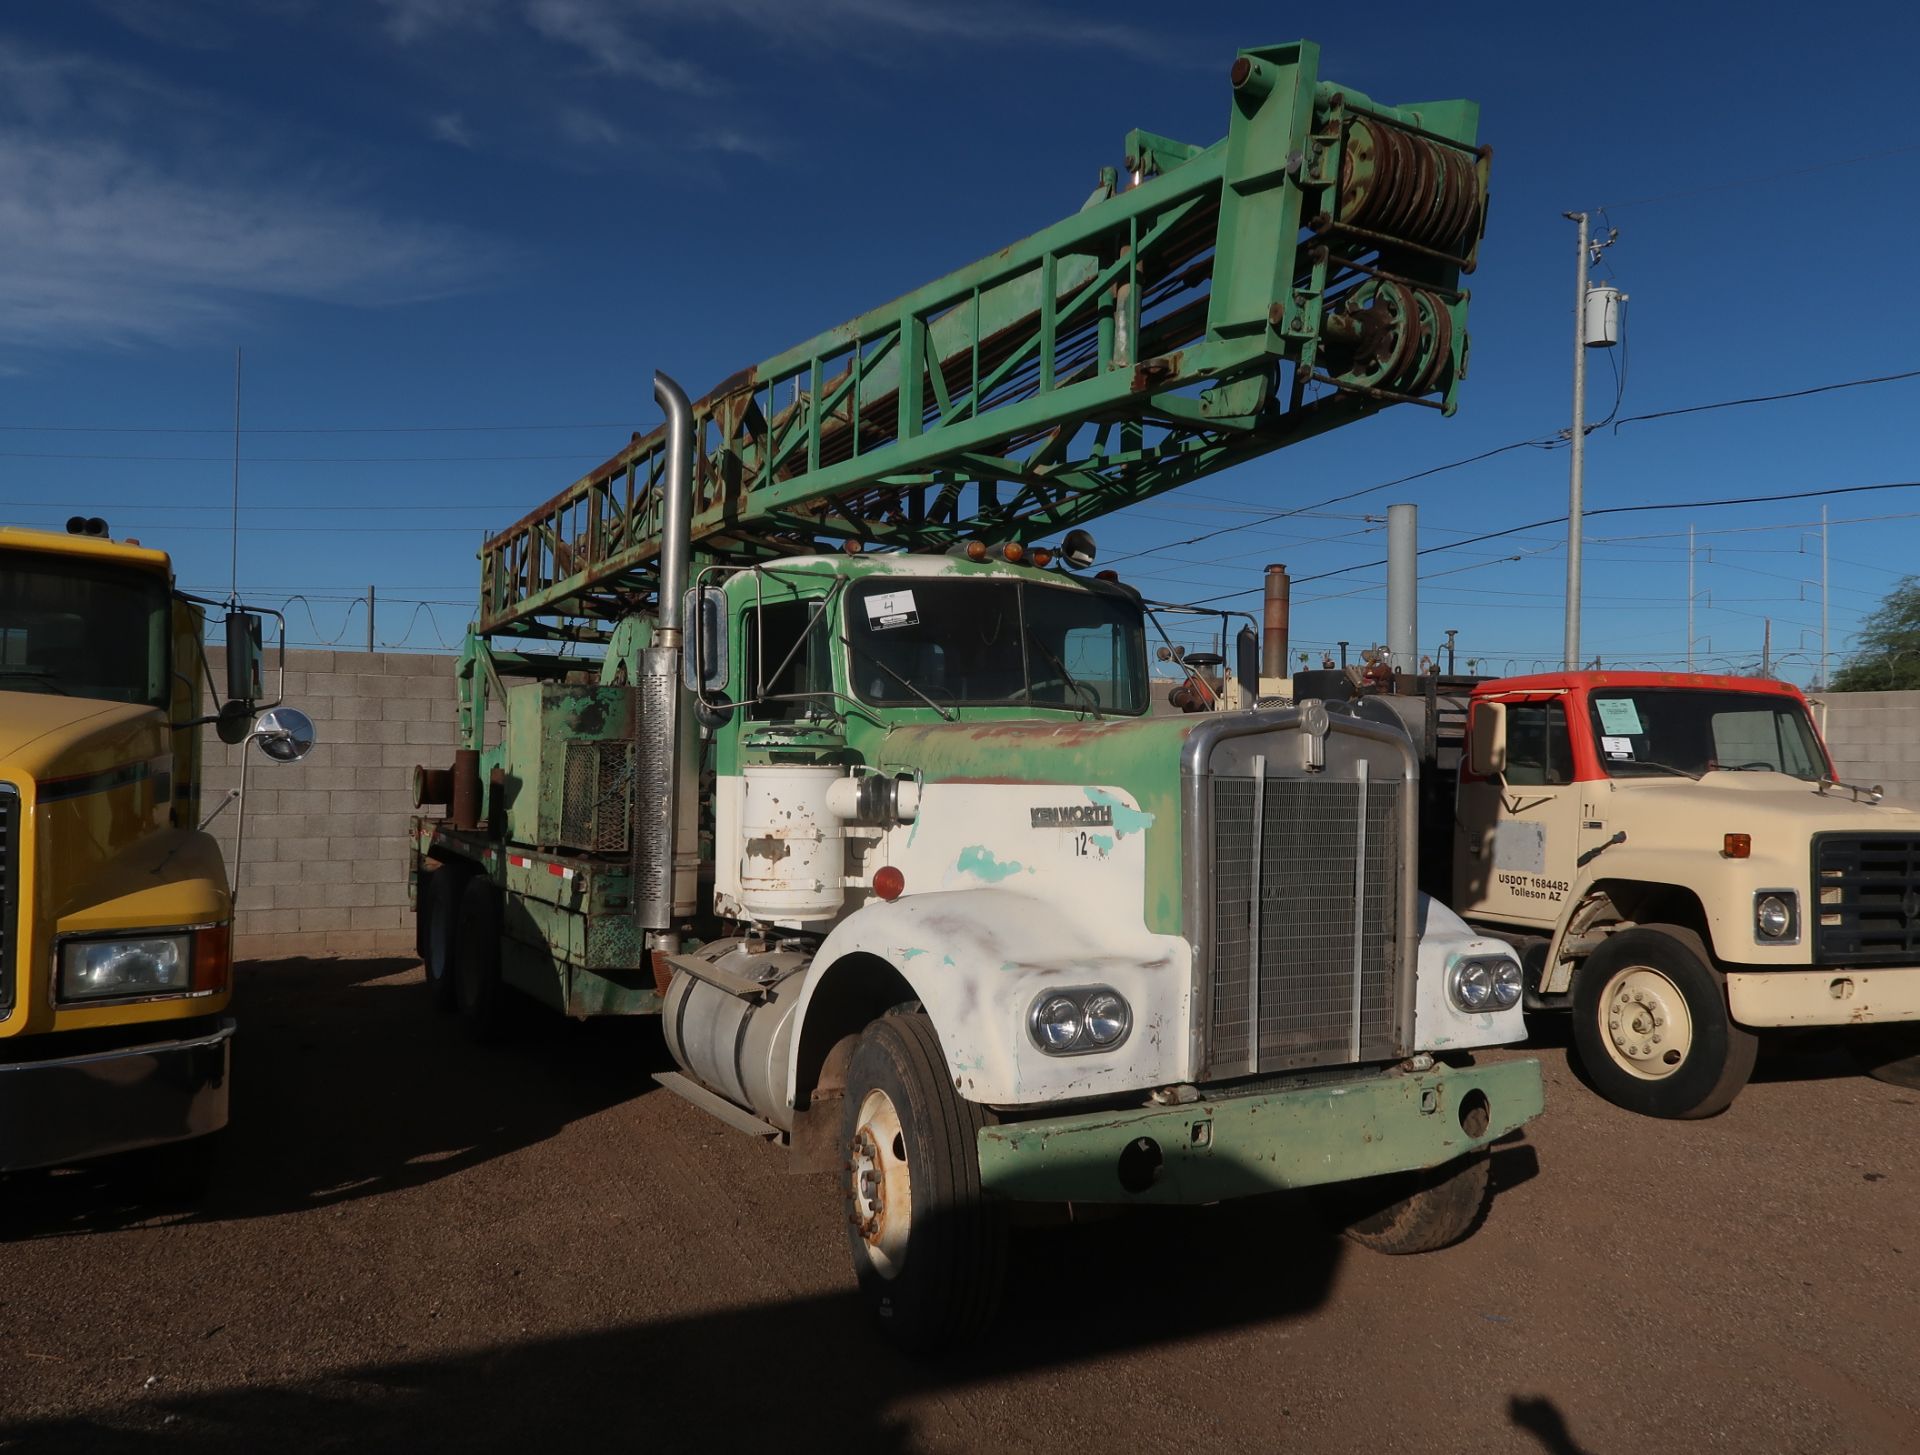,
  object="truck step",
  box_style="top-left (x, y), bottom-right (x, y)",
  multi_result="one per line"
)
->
top-left (653, 1072), bottom-right (783, 1141)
